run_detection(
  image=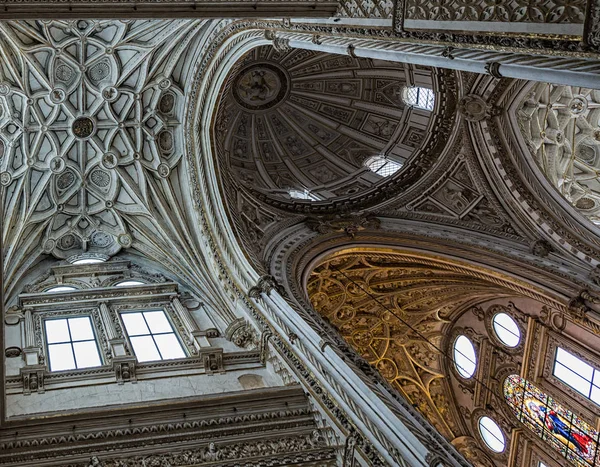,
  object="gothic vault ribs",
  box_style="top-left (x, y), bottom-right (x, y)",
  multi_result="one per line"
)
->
top-left (0, 19), bottom-right (222, 300)
top-left (519, 84), bottom-right (600, 224)
top-left (0, 387), bottom-right (337, 466)
top-left (307, 251), bottom-right (513, 441)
